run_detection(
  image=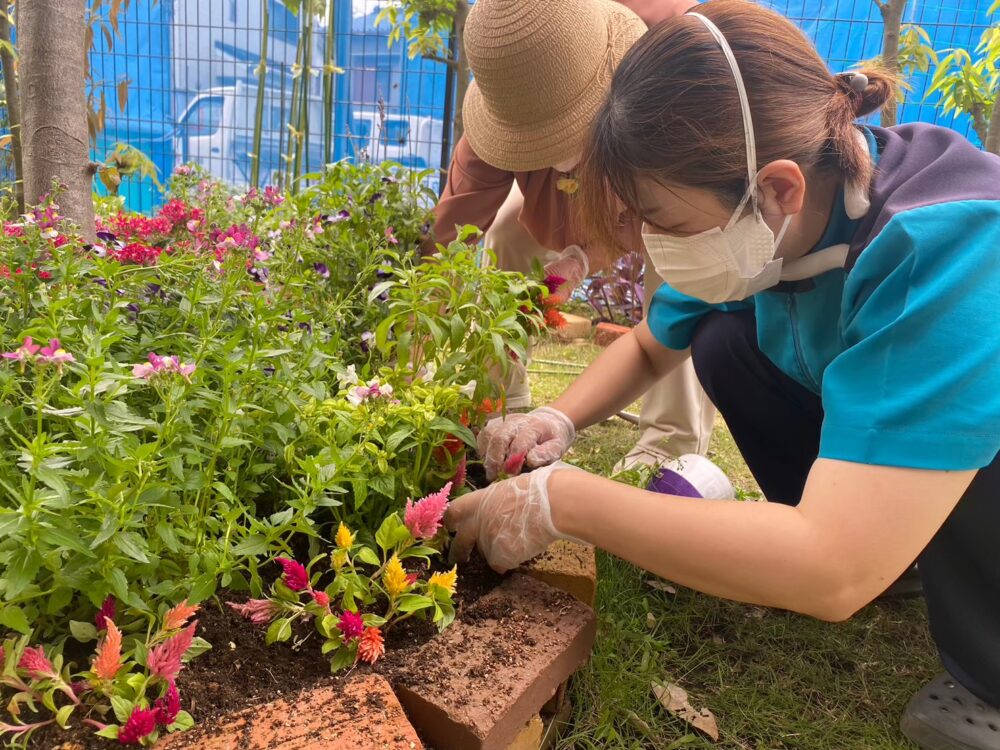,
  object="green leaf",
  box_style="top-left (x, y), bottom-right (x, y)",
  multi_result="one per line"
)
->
top-left (396, 594), bottom-right (433, 613)
top-left (56, 703), bottom-right (75, 728)
top-left (114, 532), bottom-right (150, 563)
top-left (0, 606), bottom-right (30, 635)
top-left (70, 620), bottom-right (99, 643)
top-left (354, 546), bottom-right (380, 566)
top-left (108, 567), bottom-right (130, 602)
top-left (5, 549), bottom-right (41, 598)
top-left (266, 617), bottom-right (292, 645)
top-left (96, 725), bottom-right (120, 740)
top-left (374, 513), bottom-right (411, 553)
top-left (169, 710), bottom-right (195, 732)
top-left (219, 437), bottom-right (250, 449)
top-left (362, 613), bottom-right (388, 627)
top-left (400, 545), bottom-right (440, 560)
top-left (185, 636), bottom-right (213, 660)
top-left (188, 574), bottom-right (217, 603)
top-left (329, 644), bottom-right (356, 672)
top-left (110, 695), bottom-right (133, 723)
top-left (232, 535), bottom-right (269, 556)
